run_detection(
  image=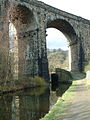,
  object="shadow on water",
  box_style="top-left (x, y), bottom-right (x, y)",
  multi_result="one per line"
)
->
top-left (51, 73), bottom-right (72, 97)
top-left (0, 81), bottom-right (72, 120)
top-left (51, 80), bottom-right (72, 96)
